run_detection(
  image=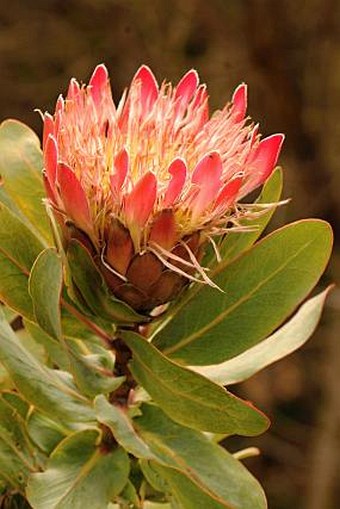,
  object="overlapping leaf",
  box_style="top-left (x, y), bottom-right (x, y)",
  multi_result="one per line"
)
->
top-left (24, 320), bottom-right (69, 370)
top-left (29, 249), bottom-right (63, 341)
top-left (154, 220), bottom-right (332, 365)
top-left (0, 396), bottom-right (36, 490)
top-left (69, 349), bottom-right (124, 399)
top-left (26, 410), bottom-right (69, 455)
top-left (0, 119), bottom-right (51, 243)
top-left (0, 308), bottom-right (94, 423)
top-left (192, 287), bottom-right (331, 385)
top-left (0, 203), bottom-right (45, 319)
top-left (123, 331), bottom-right (269, 435)
top-left (26, 429), bottom-right (130, 509)
top-left (94, 395), bottom-right (156, 459)
top-left (136, 404), bottom-right (267, 509)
